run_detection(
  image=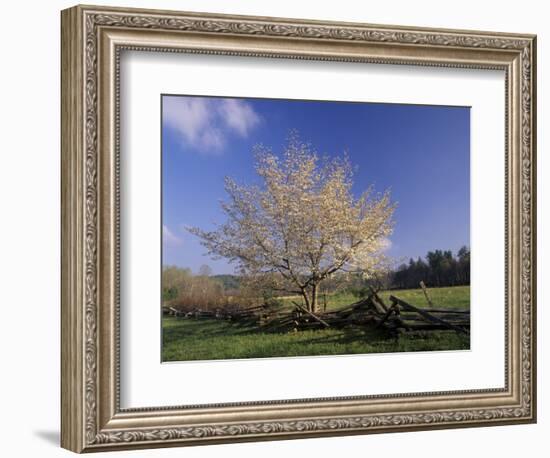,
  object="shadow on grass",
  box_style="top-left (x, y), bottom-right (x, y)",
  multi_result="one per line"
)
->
top-left (294, 326), bottom-right (392, 346)
top-left (163, 318), bottom-right (259, 339)
top-left (163, 317), bottom-right (393, 344)
top-left (162, 316), bottom-right (470, 361)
